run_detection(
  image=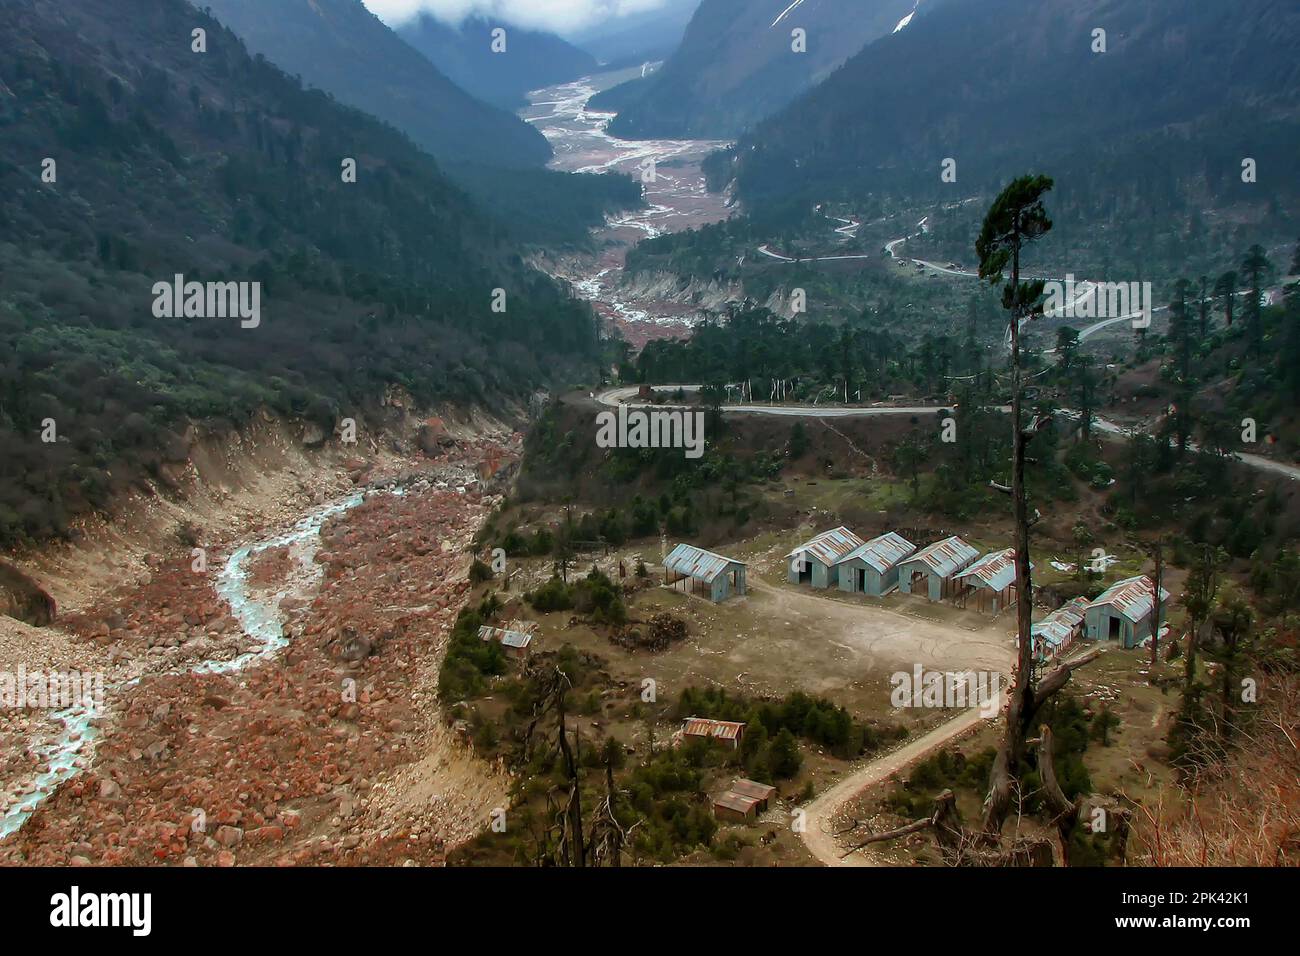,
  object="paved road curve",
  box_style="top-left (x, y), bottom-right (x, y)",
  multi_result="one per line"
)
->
top-left (593, 386), bottom-right (1300, 482)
